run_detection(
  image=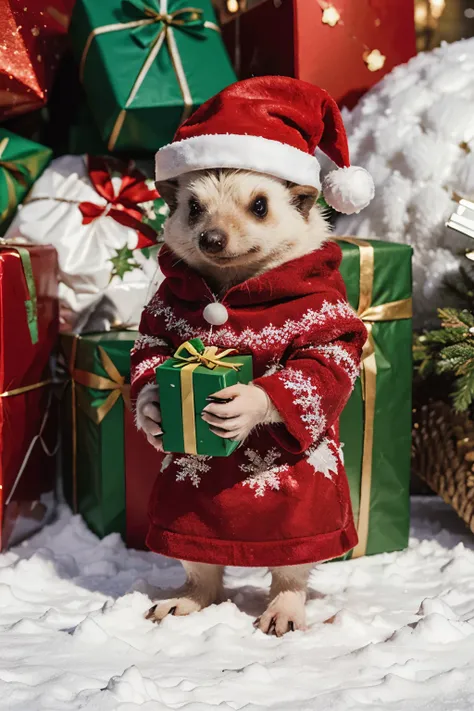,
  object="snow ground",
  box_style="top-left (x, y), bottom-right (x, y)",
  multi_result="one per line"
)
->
top-left (2, 498), bottom-right (474, 710)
